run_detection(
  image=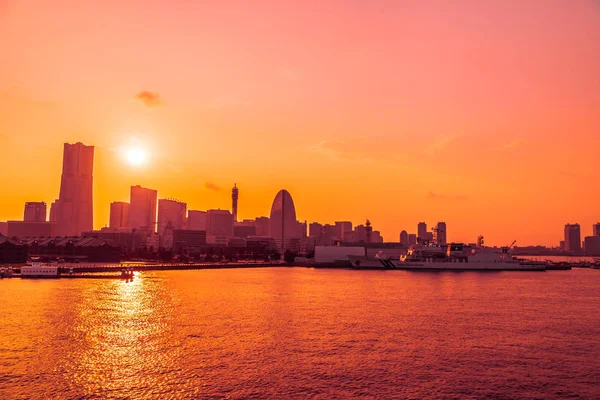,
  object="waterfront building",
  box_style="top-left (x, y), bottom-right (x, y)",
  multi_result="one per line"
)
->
top-left (109, 202), bottom-right (130, 229)
top-left (173, 229), bottom-right (207, 253)
top-left (417, 222), bottom-right (427, 242)
top-left (7, 221), bottom-right (55, 238)
top-left (0, 235), bottom-right (28, 263)
top-left (434, 222), bottom-right (447, 245)
top-left (564, 223), bottom-right (581, 253)
top-left (206, 209), bottom-right (234, 237)
top-left (187, 210), bottom-right (207, 231)
top-left (309, 222), bottom-right (323, 238)
top-left (408, 234), bottom-right (417, 246)
top-left (128, 185), bottom-right (158, 231)
top-left (158, 199), bottom-right (187, 236)
top-left (269, 190), bottom-right (300, 252)
top-left (24, 202), bottom-right (47, 222)
top-left (52, 142), bottom-right (94, 236)
top-left (594, 223), bottom-right (600, 237)
top-left (400, 230), bottom-right (408, 246)
top-left (335, 221), bottom-right (353, 241)
top-left (583, 236), bottom-right (600, 255)
top-left (0, 222), bottom-right (7, 236)
top-left (254, 217), bottom-right (270, 236)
